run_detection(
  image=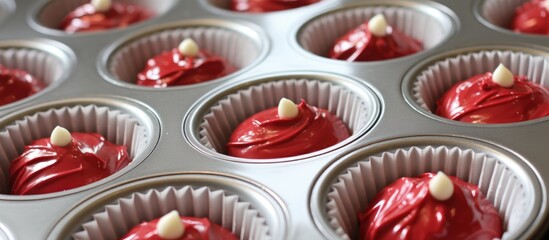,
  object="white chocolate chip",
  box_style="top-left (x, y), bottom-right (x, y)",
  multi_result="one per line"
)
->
top-left (157, 210), bottom-right (185, 239)
top-left (492, 63), bottom-right (514, 88)
top-left (429, 171), bottom-right (454, 201)
top-left (278, 98), bottom-right (299, 119)
top-left (368, 14), bottom-right (389, 37)
top-left (50, 126), bottom-right (72, 147)
top-left (91, 0), bottom-right (112, 12)
top-left (178, 38), bottom-right (199, 57)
